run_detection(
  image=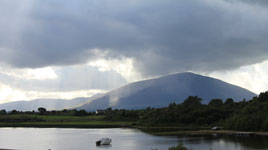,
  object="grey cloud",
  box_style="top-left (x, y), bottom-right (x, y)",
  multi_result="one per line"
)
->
top-left (225, 0), bottom-right (268, 6)
top-left (0, 66), bottom-right (127, 92)
top-left (0, 0), bottom-right (268, 77)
